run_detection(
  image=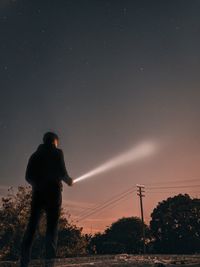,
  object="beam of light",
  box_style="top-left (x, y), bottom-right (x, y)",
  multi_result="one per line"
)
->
top-left (74, 141), bottom-right (157, 184)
